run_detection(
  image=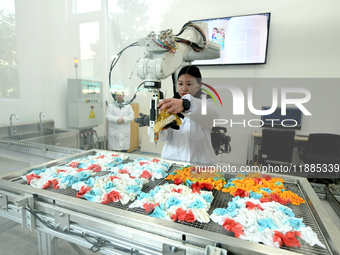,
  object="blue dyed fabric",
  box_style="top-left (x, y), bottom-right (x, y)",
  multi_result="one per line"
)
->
top-left (257, 218), bottom-right (279, 232)
top-left (166, 197), bottom-right (181, 209)
top-left (160, 163), bottom-right (169, 169)
top-left (137, 190), bottom-right (157, 200)
top-left (283, 218), bottom-right (306, 230)
top-left (225, 201), bottom-right (239, 217)
top-left (249, 190), bottom-right (263, 199)
top-left (117, 164), bottom-right (125, 169)
top-left (78, 162), bottom-right (88, 169)
top-left (259, 188), bottom-right (272, 193)
top-left (274, 181), bottom-right (284, 187)
top-left (76, 172), bottom-right (91, 181)
top-left (224, 179), bottom-right (237, 188)
top-left (200, 193), bottom-right (213, 203)
top-left (104, 182), bottom-right (115, 192)
top-left (114, 157), bottom-right (124, 164)
top-left (105, 162), bottom-right (116, 168)
top-left (155, 168), bottom-right (167, 178)
top-left (150, 207), bottom-right (167, 219)
top-left (84, 177), bottom-right (95, 187)
top-left (83, 189), bottom-right (102, 202)
top-left (62, 175), bottom-right (78, 187)
top-left (188, 199), bottom-right (205, 209)
top-left (154, 186), bottom-right (162, 192)
top-left (213, 208), bottom-right (229, 216)
top-left (32, 169), bottom-right (46, 175)
top-left (185, 180), bottom-right (193, 187)
top-left (134, 179), bottom-right (143, 186)
top-left (126, 185), bottom-right (141, 194)
top-left (278, 206), bottom-right (295, 217)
